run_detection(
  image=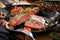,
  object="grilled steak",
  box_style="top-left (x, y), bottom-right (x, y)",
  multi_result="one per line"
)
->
top-left (24, 15), bottom-right (46, 29)
top-left (9, 14), bottom-right (30, 26)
